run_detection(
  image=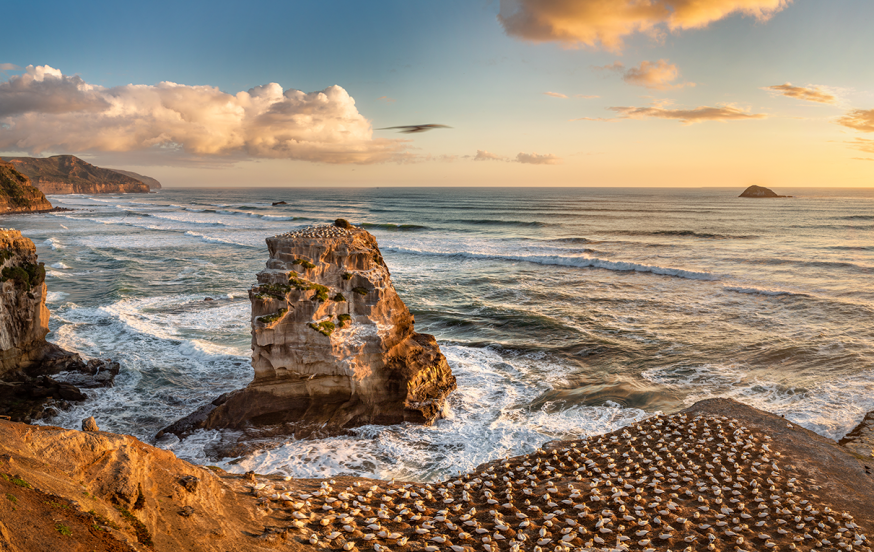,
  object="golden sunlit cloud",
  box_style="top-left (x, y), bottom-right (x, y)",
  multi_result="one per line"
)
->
top-left (473, 150), bottom-right (561, 164)
top-left (764, 83), bottom-right (837, 104)
top-left (597, 59), bottom-right (693, 90)
top-left (498, 0), bottom-right (792, 50)
top-left (847, 137), bottom-right (874, 154)
top-left (0, 65), bottom-right (407, 164)
top-left (837, 109), bottom-right (874, 133)
top-left (474, 149), bottom-right (505, 161)
top-left (544, 91), bottom-right (569, 98)
top-left (516, 152), bottom-right (561, 164)
top-left (575, 103), bottom-right (767, 124)
top-left (377, 95), bottom-right (397, 103)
